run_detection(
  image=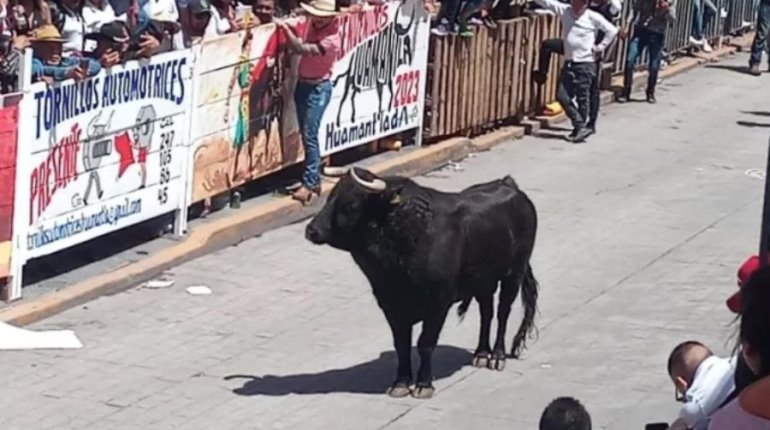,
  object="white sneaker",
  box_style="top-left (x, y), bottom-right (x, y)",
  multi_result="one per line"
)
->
top-left (690, 36), bottom-right (704, 46)
top-left (720, 7), bottom-right (728, 18)
top-left (431, 24), bottom-right (450, 36)
top-left (702, 40), bottom-right (713, 53)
